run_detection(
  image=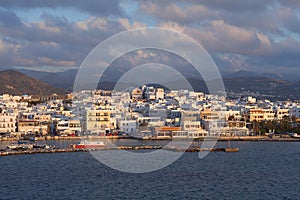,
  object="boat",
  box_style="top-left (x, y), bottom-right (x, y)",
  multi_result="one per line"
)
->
top-left (33, 144), bottom-right (53, 149)
top-left (291, 133), bottom-right (300, 138)
top-left (72, 140), bottom-right (106, 149)
top-left (29, 137), bottom-right (37, 141)
top-left (6, 144), bottom-right (19, 150)
top-left (18, 140), bottom-right (28, 144)
top-left (225, 148), bottom-right (239, 152)
top-left (225, 140), bottom-right (239, 152)
top-left (7, 144), bottom-right (33, 150)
